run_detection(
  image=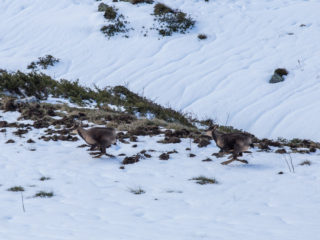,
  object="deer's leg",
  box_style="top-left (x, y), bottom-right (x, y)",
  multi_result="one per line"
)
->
top-left (92, 146), bottom-right (106, 158)
top-left (237, 159), bottom-right (249, 164)
top-left (233, 144), bottom-right (249, 164)
top-left (221, 159), bottom-right (235, 165)
top-left (88, 144), bottom-right (97, 151)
